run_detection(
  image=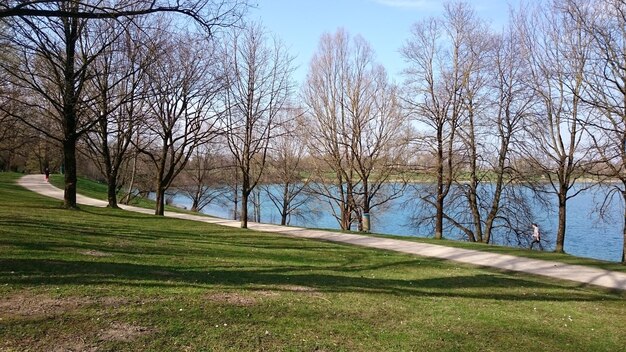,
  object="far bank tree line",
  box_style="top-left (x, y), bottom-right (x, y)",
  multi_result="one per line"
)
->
top-left (1, 0), bottom-right (625, 263)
